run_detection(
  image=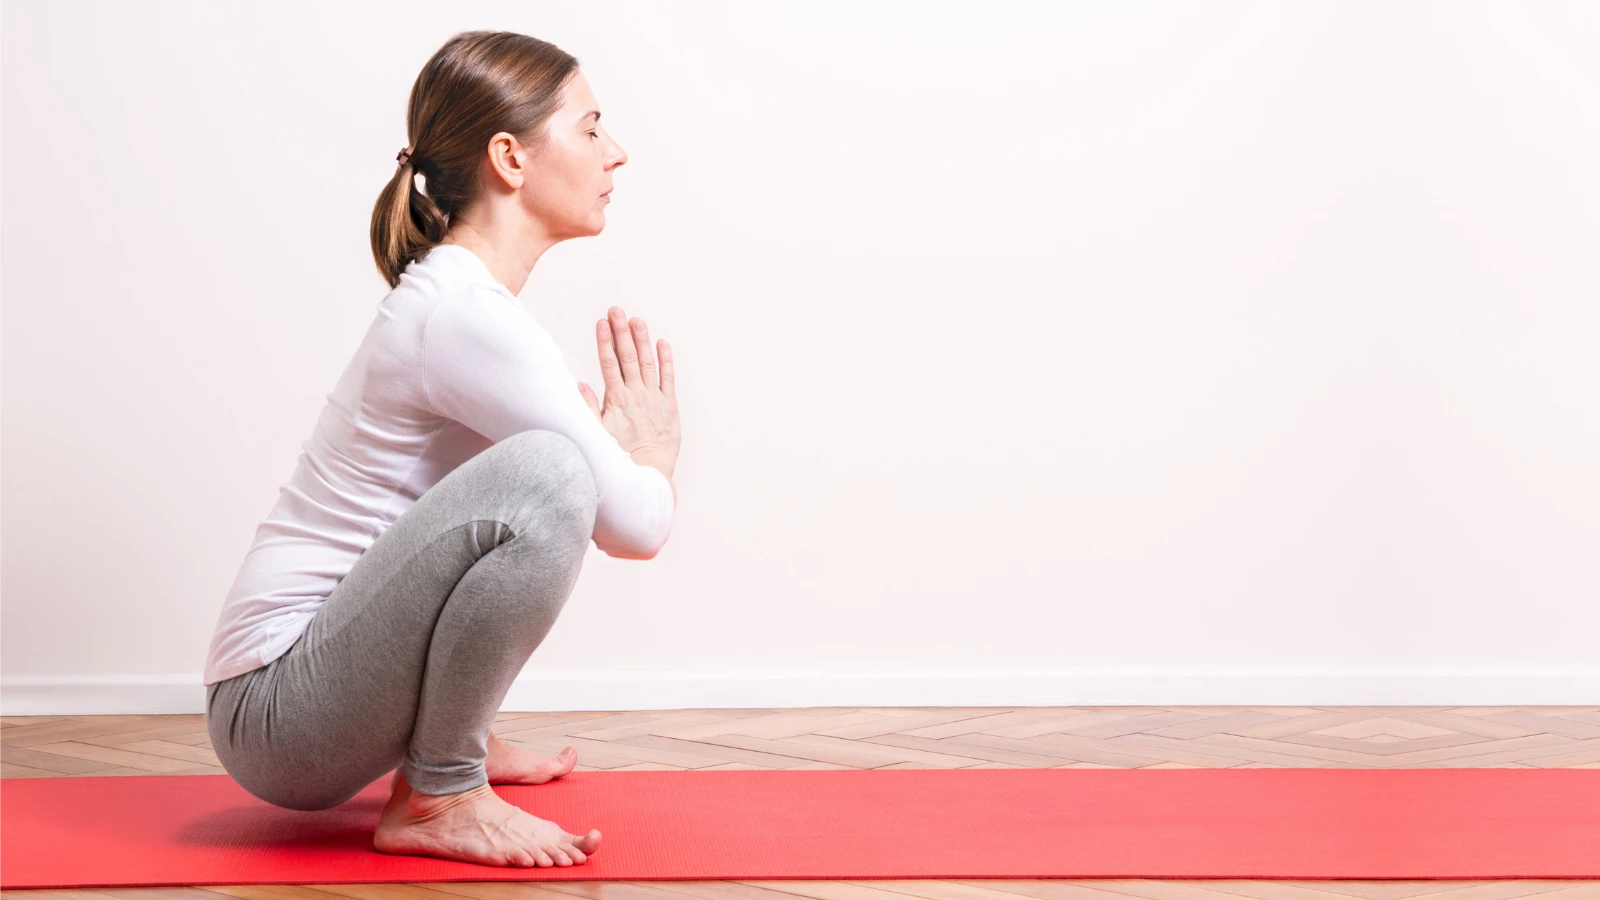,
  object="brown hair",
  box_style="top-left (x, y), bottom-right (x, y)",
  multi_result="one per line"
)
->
top-left (370, 31), bottom-right (580, 289)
